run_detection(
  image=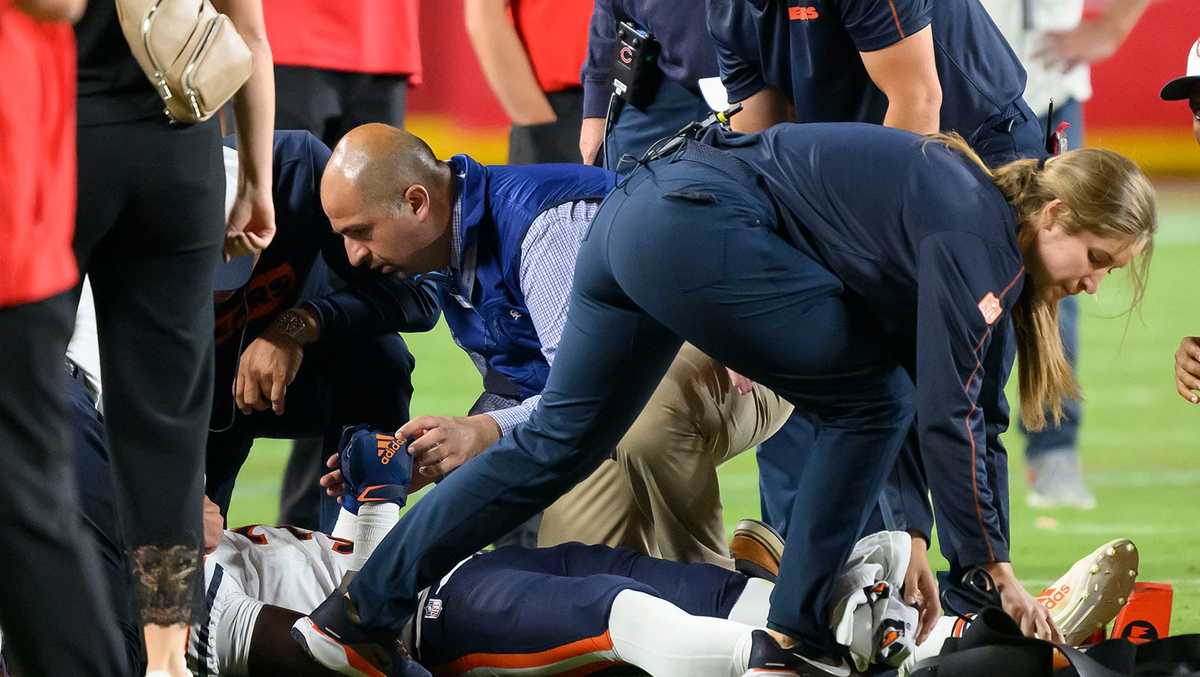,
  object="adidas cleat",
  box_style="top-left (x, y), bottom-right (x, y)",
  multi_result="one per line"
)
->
top-left (1036, 538), bottom-right (1139, 645)
top-left (742, 630), bottom-right (853, 677)
top-left (731, 519), bottom-right (785, 582)
top-left (291, 592), bottom-right (429, 677)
